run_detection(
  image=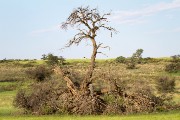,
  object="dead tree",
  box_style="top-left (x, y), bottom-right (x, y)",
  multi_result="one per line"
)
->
top-left (61, 6), bottom-right (117, 94)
